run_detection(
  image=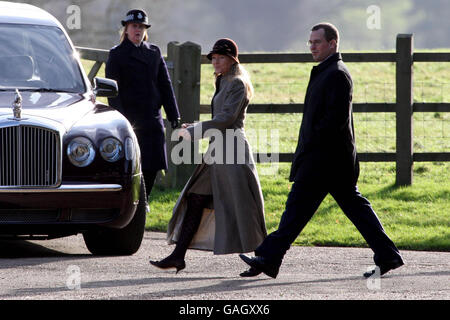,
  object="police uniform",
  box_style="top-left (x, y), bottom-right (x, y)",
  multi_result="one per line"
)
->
top-left (106, 9), bottom-right (180, 197)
